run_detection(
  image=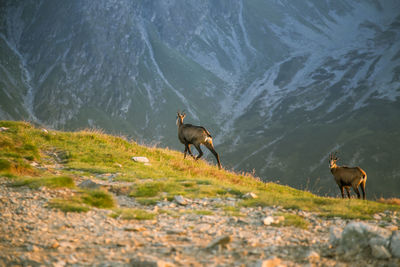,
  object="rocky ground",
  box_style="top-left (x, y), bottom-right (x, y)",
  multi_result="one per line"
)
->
top-left (1, 177), bottom-right (400, 267)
